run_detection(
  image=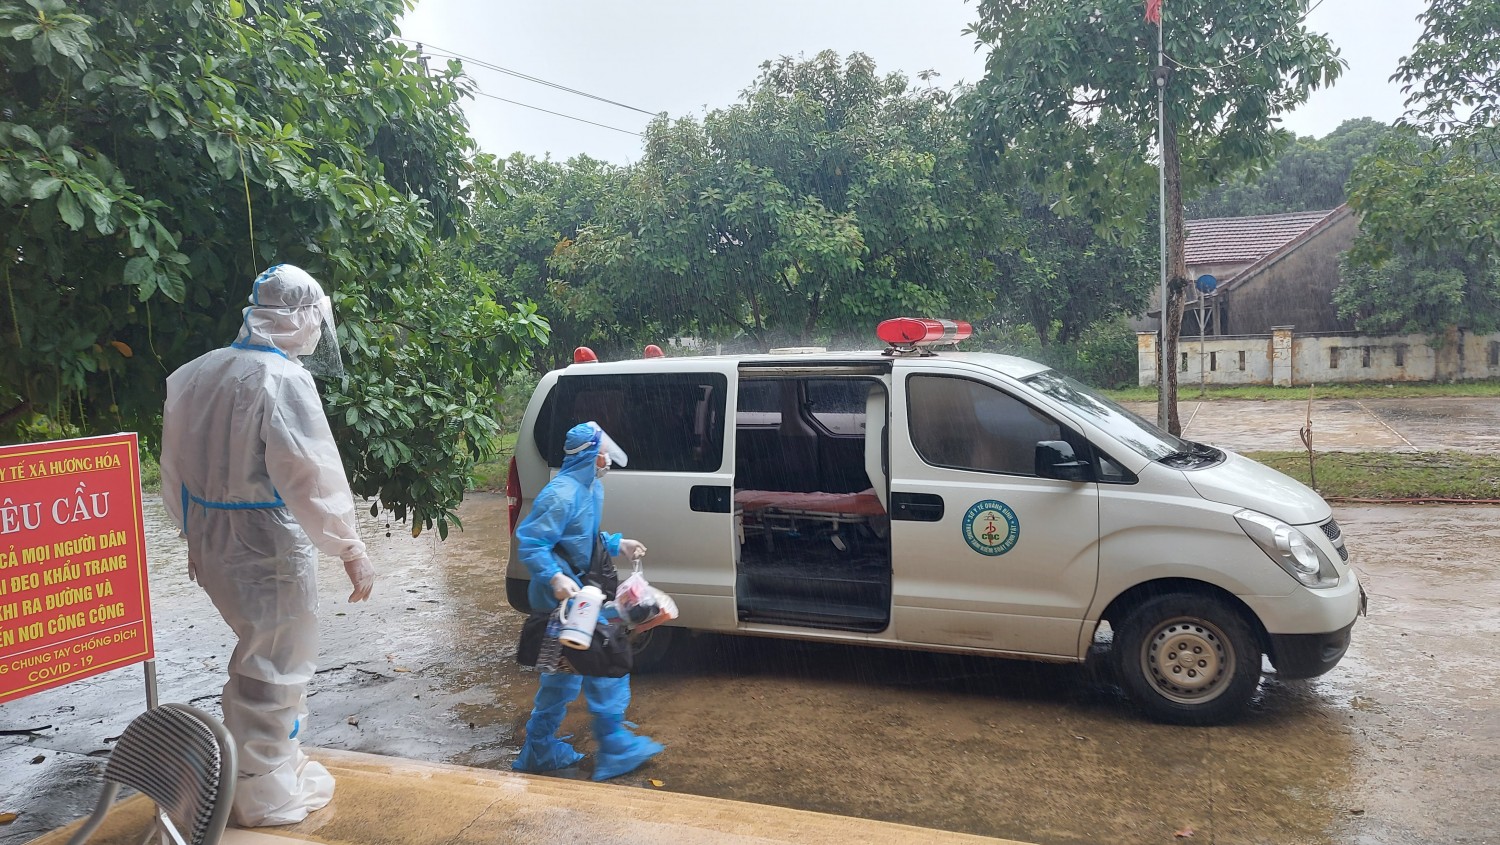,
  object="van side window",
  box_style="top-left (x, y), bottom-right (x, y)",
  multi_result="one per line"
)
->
top-left (907, 375), bottom-right (1061, 476)
top-left (541, 373), bottom-right (728, 472)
